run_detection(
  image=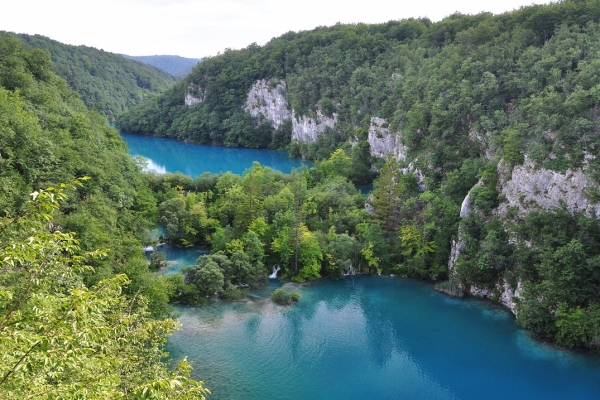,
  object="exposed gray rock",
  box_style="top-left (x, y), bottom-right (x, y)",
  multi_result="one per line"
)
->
top-left (496, 156), bottom-right (600, 216)
top-left (184, 83), bottom-right (205, 107)
top-left (365, 194), bottom-right (375, 216)
top-left (468, 129), bottom-right (498, 160)
top-left (243, 79), bottom-right (291, 130)
top-left (468, 280), bottom-right (522, 315)
top-left (243, 79), bottom-right (337, 143)
top-left (291, 109), bottom-right (337, 143)
top-left (469, 286), bottom-right (492, 297)
top-left (400, 162), bottom-right (426, 192)
top-left (459, 192), bottom-right (472, 218)
top-left (447, 238), bottom-right (464, 279)
top-left (448, 181), bottom-right (480, 276)
top-left (498, 279), bottom-right (522, 315)
top-left (452, 154), bottom-right (600, 316)
top-left (368, 117), bottom-right (408, 161)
